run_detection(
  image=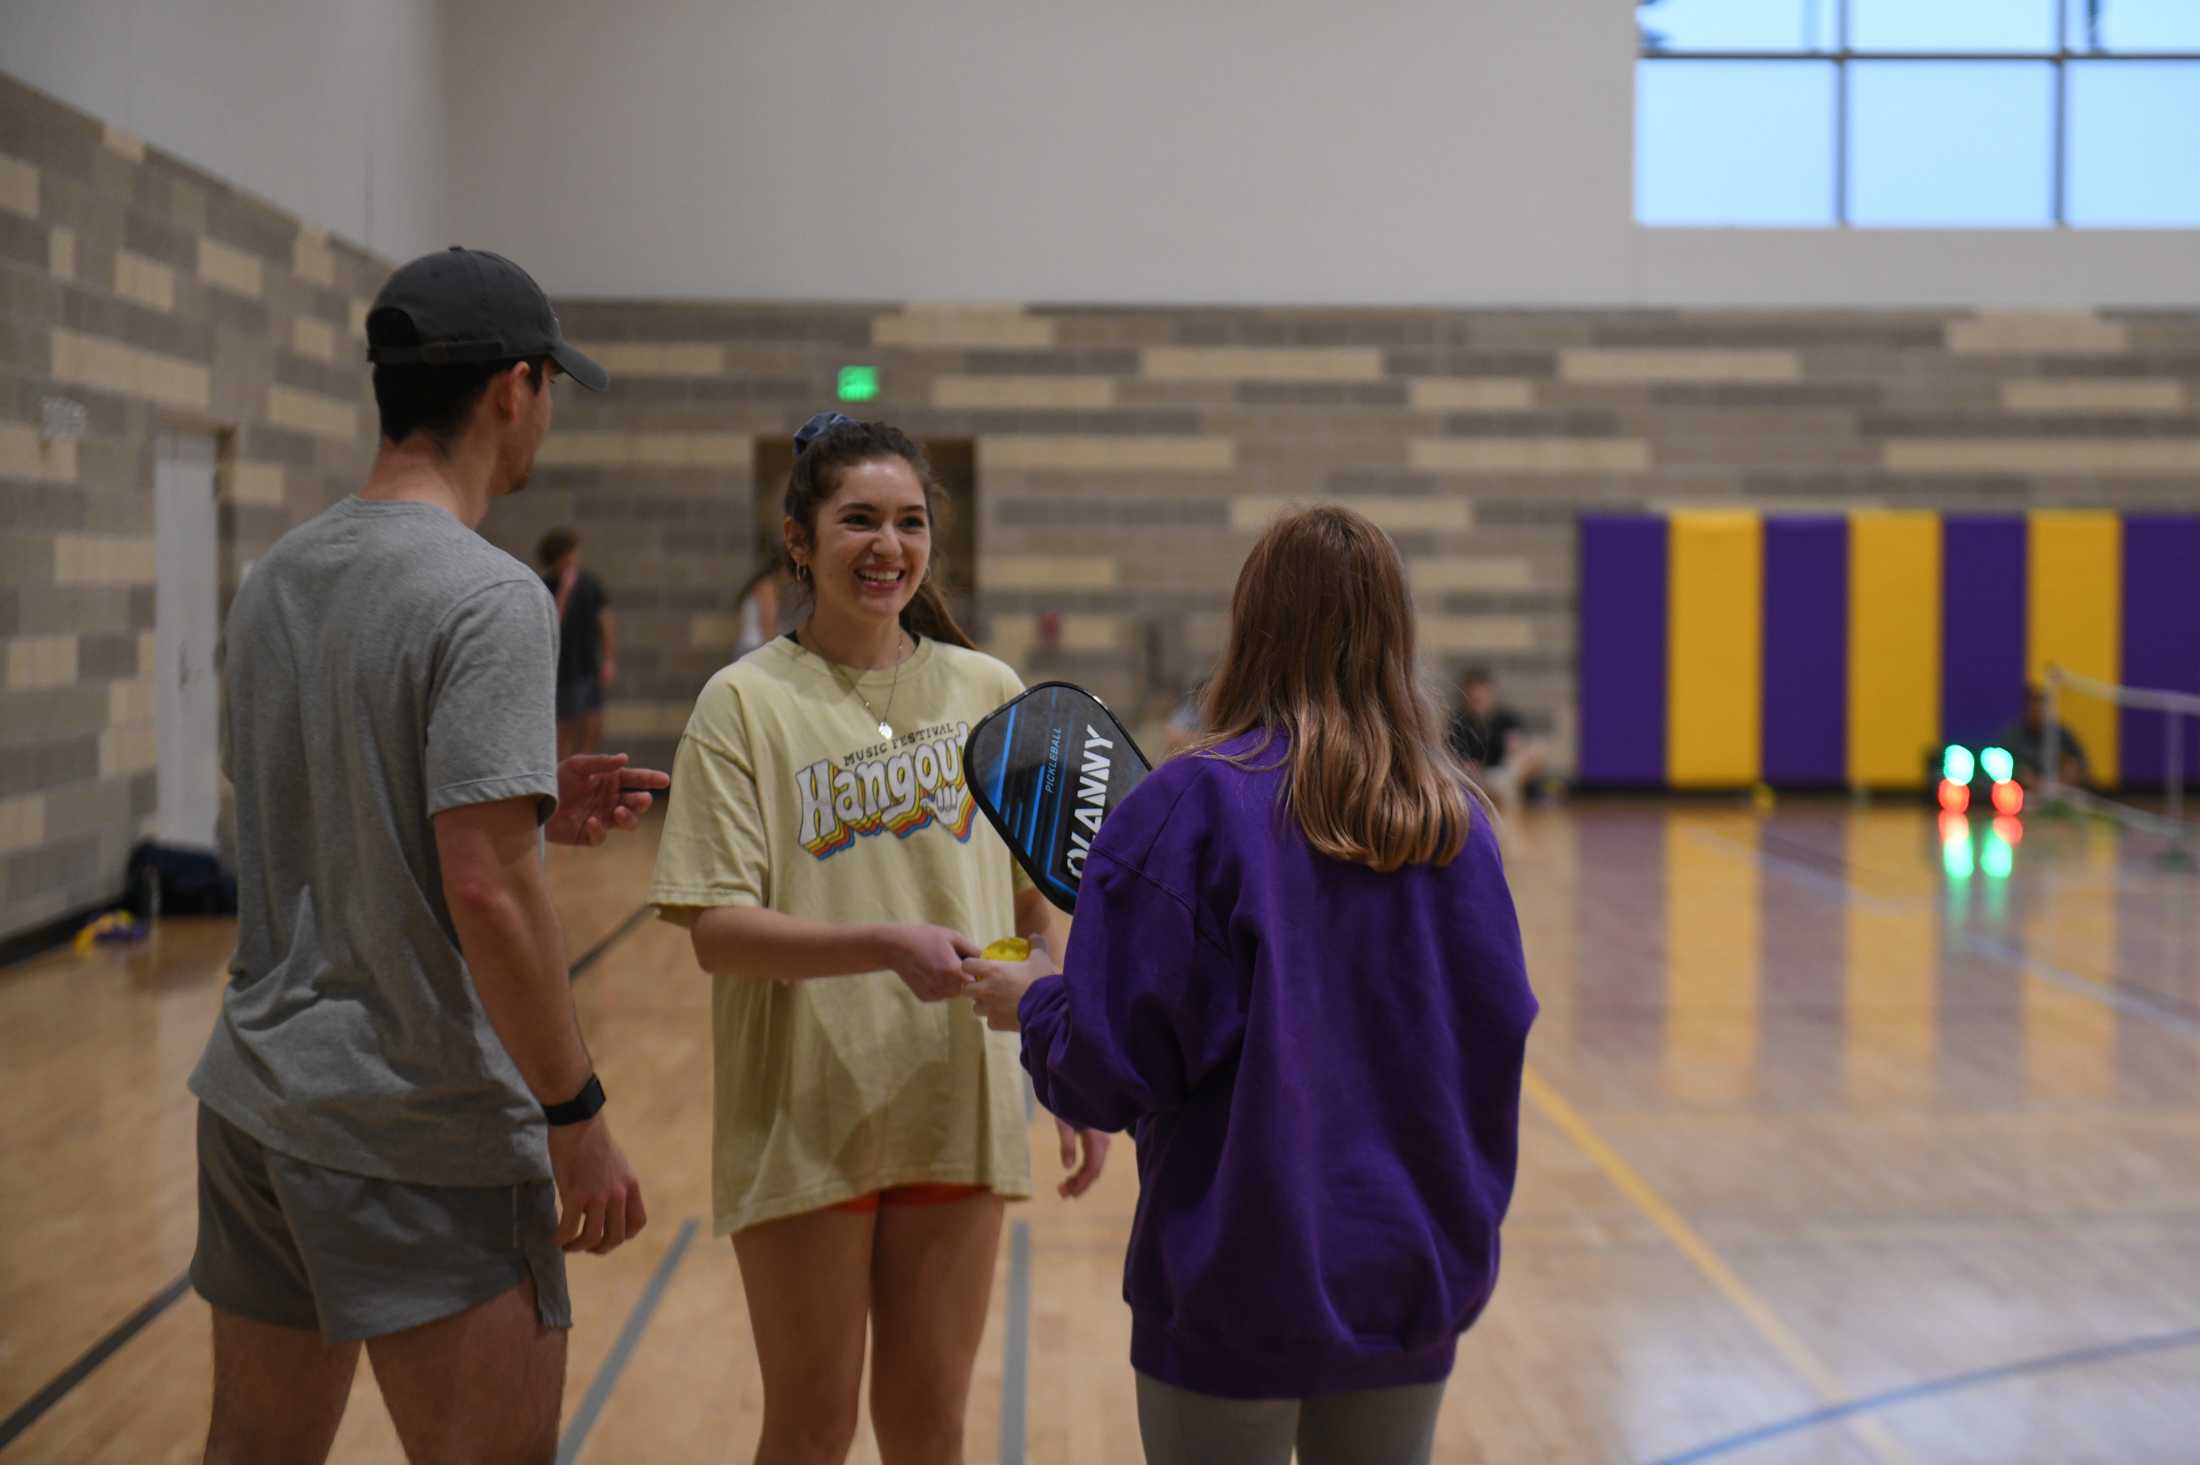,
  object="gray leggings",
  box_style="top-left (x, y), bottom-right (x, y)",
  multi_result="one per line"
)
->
top-left (1135, 1372), bottom-right (1447, 1465)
